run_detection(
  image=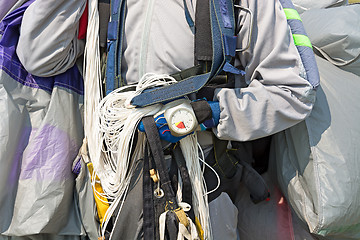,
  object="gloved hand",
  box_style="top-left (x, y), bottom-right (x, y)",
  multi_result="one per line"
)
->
top-left (138, 99), bottom-right (220, 143)
top-left (192, 100), bottom-right (220, 131)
